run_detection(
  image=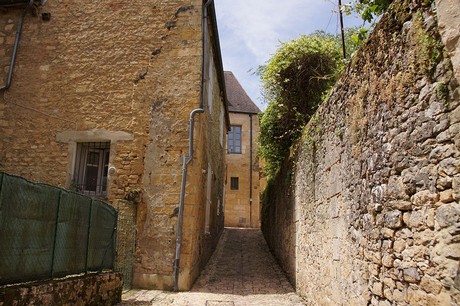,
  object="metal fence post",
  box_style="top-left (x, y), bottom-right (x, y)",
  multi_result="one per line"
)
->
top-left (0, 172), bottom-right (4, 194)
top-left (85, 200), bottom-right (93, 274)
top-left (114, 210), bottom-right (118, 270)
top-left (99, 220), bottom-right (117, 272)
top-left (50, 190), bottom-right (62, 278)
